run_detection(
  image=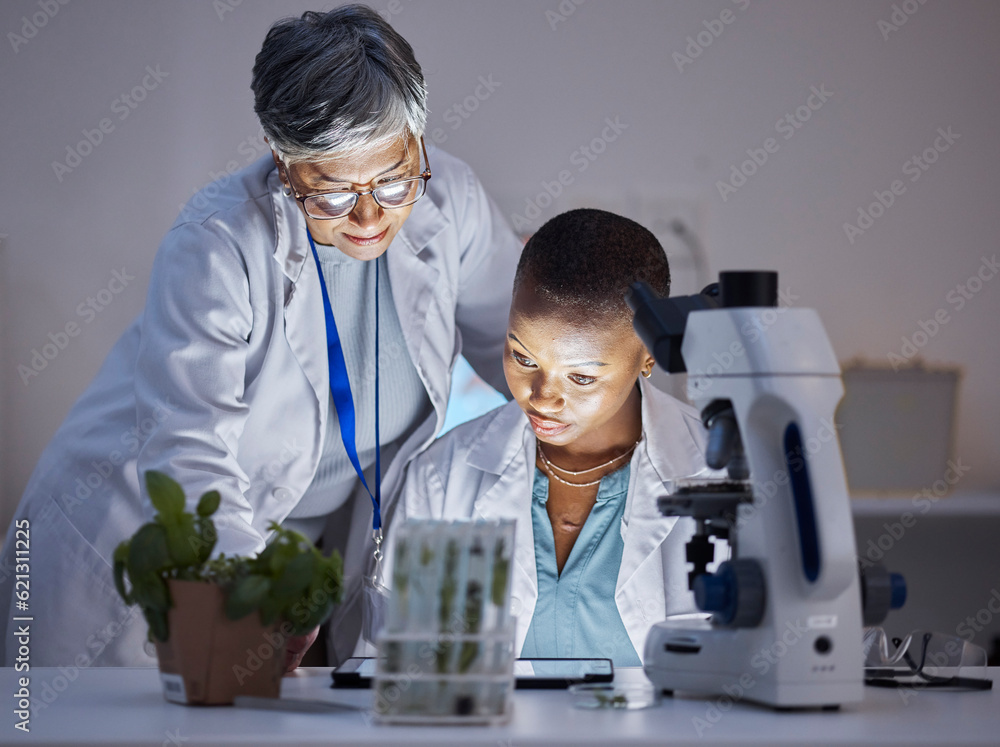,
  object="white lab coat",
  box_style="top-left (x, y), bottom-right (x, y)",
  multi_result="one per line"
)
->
top-left (391, 377), bottom-right (714, 661)
top-left (0, 147), bottom-right (520, 666)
